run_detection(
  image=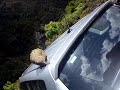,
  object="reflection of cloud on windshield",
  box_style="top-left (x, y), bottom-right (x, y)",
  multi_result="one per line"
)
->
top-left (100, 52), bottom-right (111, 73)
top-left (80, 55), bottom-right (91, 76)
top-left (109, 28), bottom-right (120, 39)
top-left (80, 55), bottom-right (103, 82)
top-left (106, 7), bottom-right (120, 39)
top-left (80, 39), bottom-right (118, 83)
top-left (101, 39), bottom-right (113, 73)
top-left (80, 39), bottom-right (114, 82)
top-left (102, 39), bottom-right (114, 52)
